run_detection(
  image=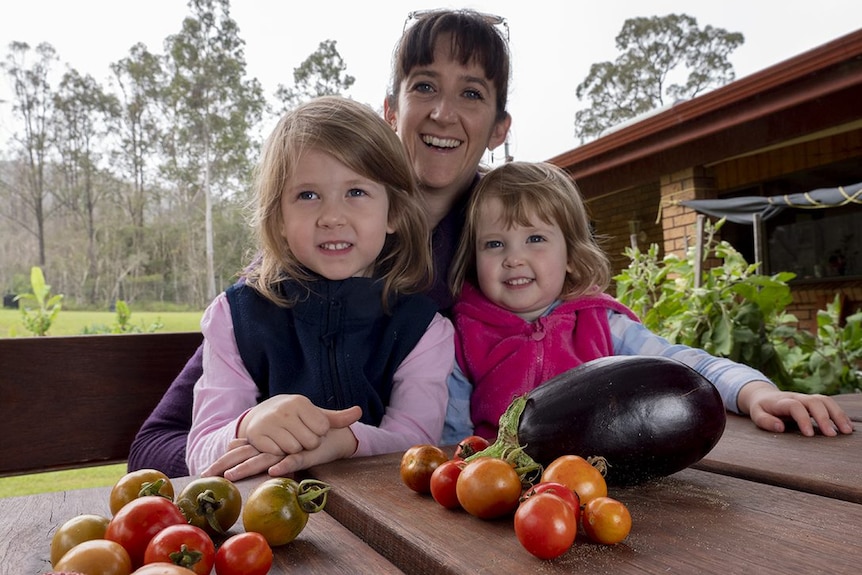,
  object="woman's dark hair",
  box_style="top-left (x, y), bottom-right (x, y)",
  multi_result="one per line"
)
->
top-left (388, 9), bottom-right (510, 122)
